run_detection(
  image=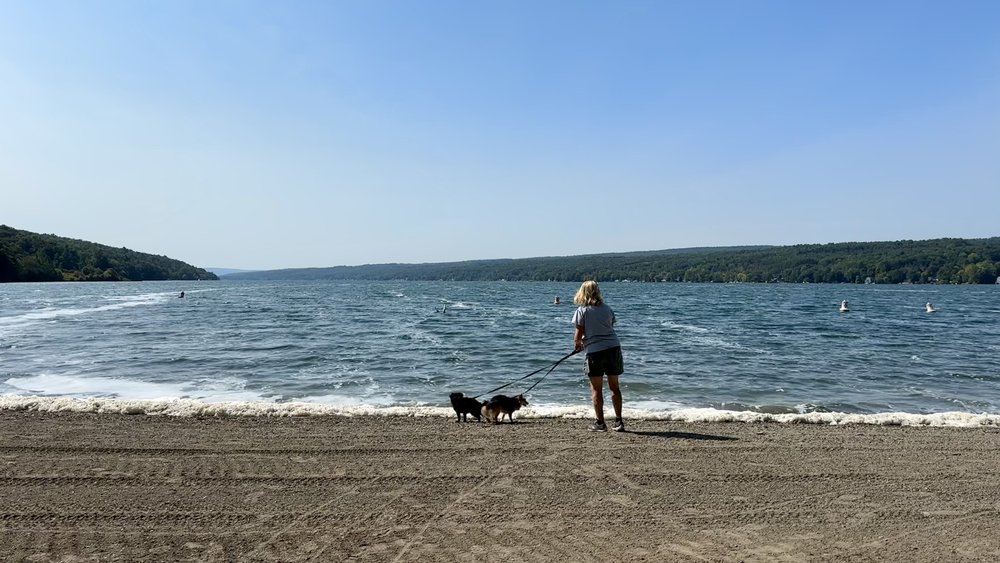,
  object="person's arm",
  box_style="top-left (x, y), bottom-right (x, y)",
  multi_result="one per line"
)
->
top-left (574, 325), bottom-right (585, 352)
